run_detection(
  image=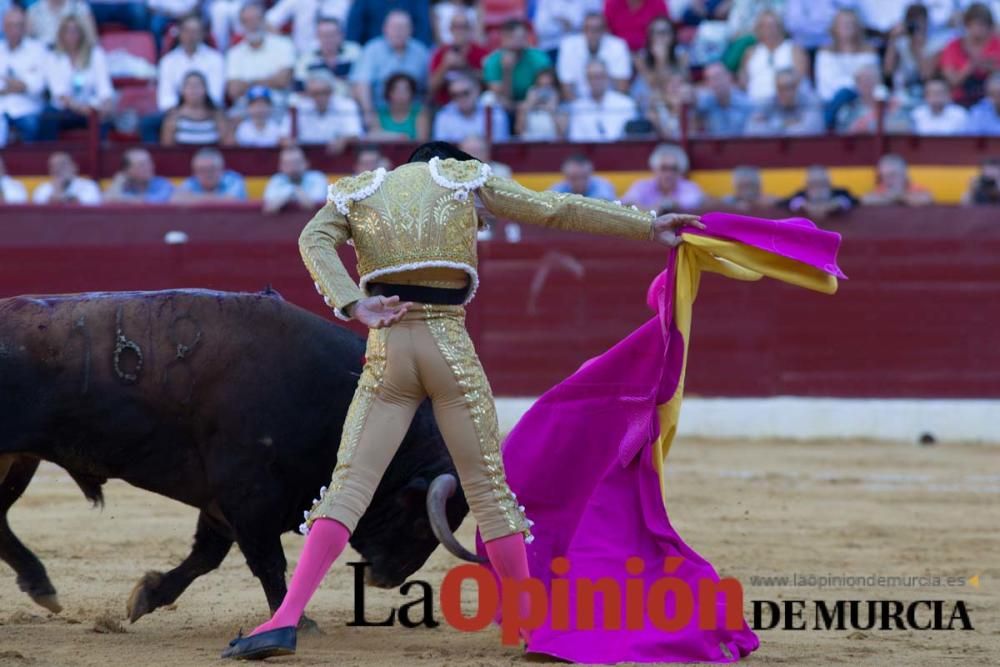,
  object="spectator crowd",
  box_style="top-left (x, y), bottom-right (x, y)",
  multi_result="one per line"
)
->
top-left (3, 0), bottom-right (1000, 214)
top-left (7, 0), bottom-right (1000, 148)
